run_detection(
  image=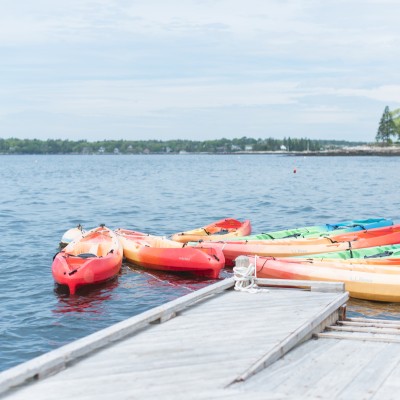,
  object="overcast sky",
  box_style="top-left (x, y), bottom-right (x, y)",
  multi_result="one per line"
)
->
top-left (1, 0), bottom-right (399, 142)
